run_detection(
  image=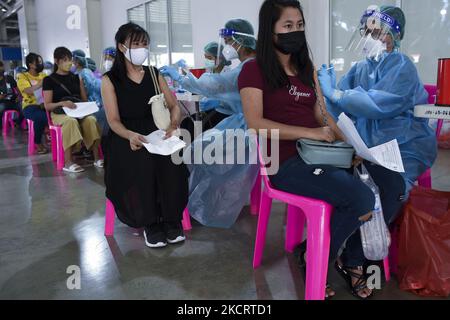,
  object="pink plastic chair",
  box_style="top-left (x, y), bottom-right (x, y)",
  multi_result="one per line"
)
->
top-left (46, 111), bottom-right (65, 170)
top-left (45, 111), bottom-right (104, 171)
top-left (417, 84), bottom-right (442, 188)
top-left (105, 199), bottom-right (192, 236)
top-left (27, 119), bottom-right (36, 155)
top-left (254, 142), bottom-right (391, 299)
top-left (2, 110), bottom-right (19, 135)
top-left (253, 143), bottom-right (333, 300)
